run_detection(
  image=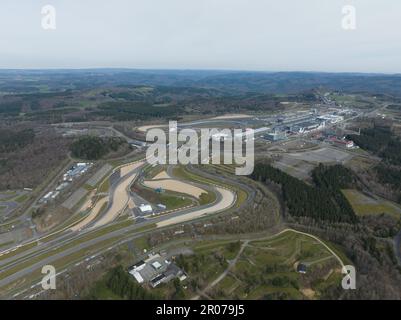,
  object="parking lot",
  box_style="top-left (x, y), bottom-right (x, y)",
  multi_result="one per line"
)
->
top-left (286, 147), bottom-right (352, 163)
top-left (272, 146), bottom-right (354, 180)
